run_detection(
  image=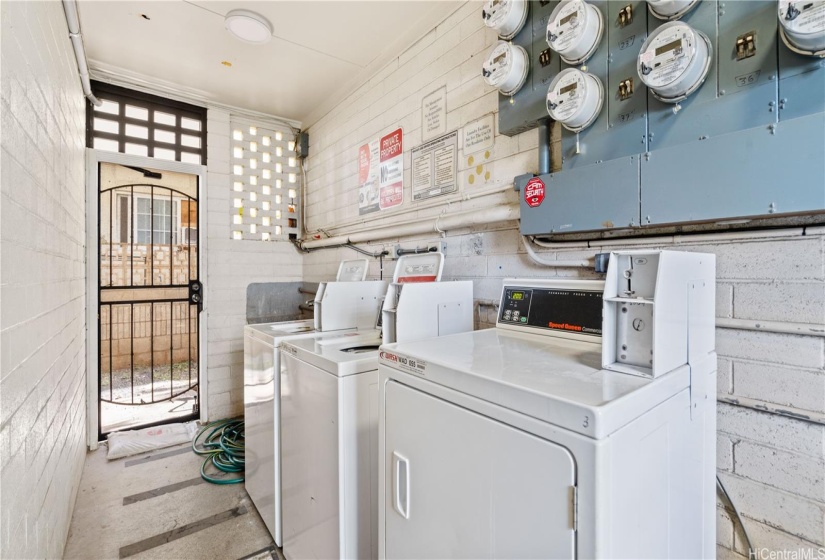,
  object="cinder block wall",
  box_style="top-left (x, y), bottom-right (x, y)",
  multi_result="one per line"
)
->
top-left (302, 2), bottom-right (825, 555)
top-left (204, 109), bottom-right (303, 420)
top-left (0, 2), bottom-right (88, 558)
